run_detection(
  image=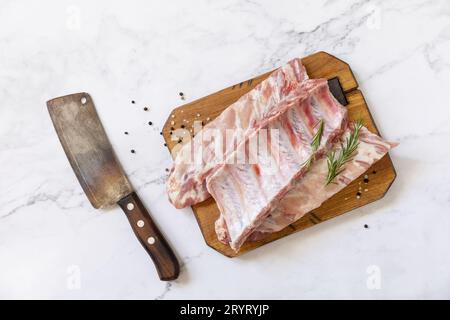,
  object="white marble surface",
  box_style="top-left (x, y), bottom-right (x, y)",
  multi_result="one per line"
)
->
top-left (1, 0), bottom-right (450, 299)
